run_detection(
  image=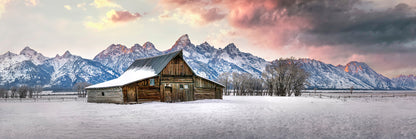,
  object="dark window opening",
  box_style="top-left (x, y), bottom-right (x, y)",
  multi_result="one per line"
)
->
top-left (101, 92), bottom-right (105, 96)
top-left (150, 79), bottom-right (155, 86)
top-left (180, 84), bottom-right (183, 89)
